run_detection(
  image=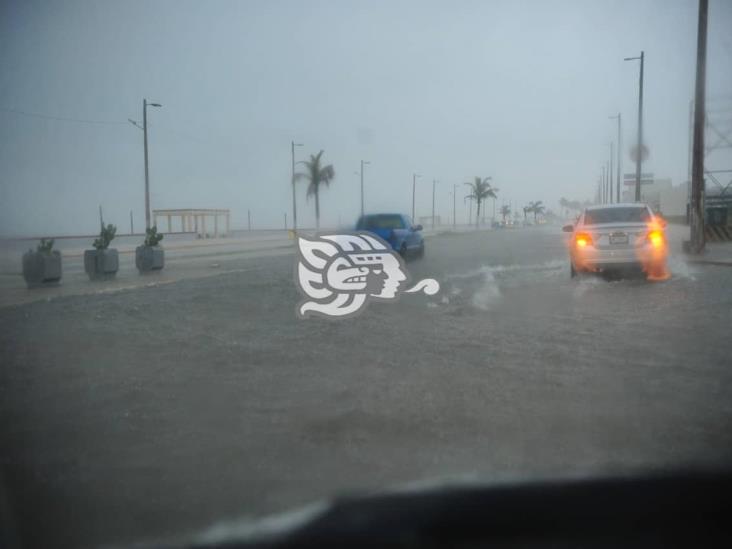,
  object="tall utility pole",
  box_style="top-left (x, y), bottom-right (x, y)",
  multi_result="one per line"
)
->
top-left (687, 99), bottom-right (695, 184)
top-left (602, 165), bottom-right (606, 204)
top-left (690, 0), bottom-right (708, 253)
top-left (687, 98), bottom-right (695, 218)
top-left (360, 160), bottom-right (370, 218)
top-left (608, 143), bottom-right (614, 204)
top-left (624, 51), bottom-right (644, 202)
top-left (291, 141), bottom-right (303, 234)
top-left (130, 210), bottom-right (134, 234)
top-left (453, 183), bottom-right (457, 229)
top-left (637, 52), bottom-right (644, 202)
top-left (431, 179), bottom-right (437, 229)
top-left (143, 100), bottom-right (150, 228)
top-left (610, 113), bottom-right (622, 203)
top-left (132, 99), bottom-right (161, 230)
top-left (412, 173), bottom-right (420, 221)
